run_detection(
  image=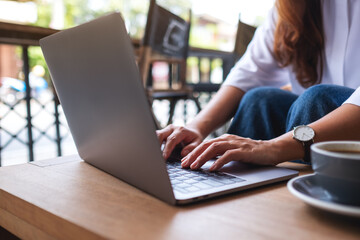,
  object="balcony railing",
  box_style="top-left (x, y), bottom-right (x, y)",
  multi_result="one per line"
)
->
top-left (0, 22), bottom-right (60, 166)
